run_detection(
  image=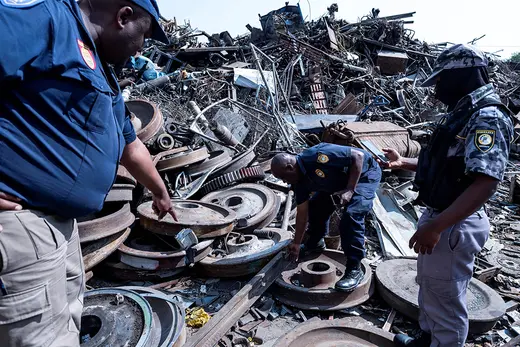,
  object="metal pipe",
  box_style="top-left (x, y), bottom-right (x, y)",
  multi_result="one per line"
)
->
top-left (281, 191), bottom-right (294, 231)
